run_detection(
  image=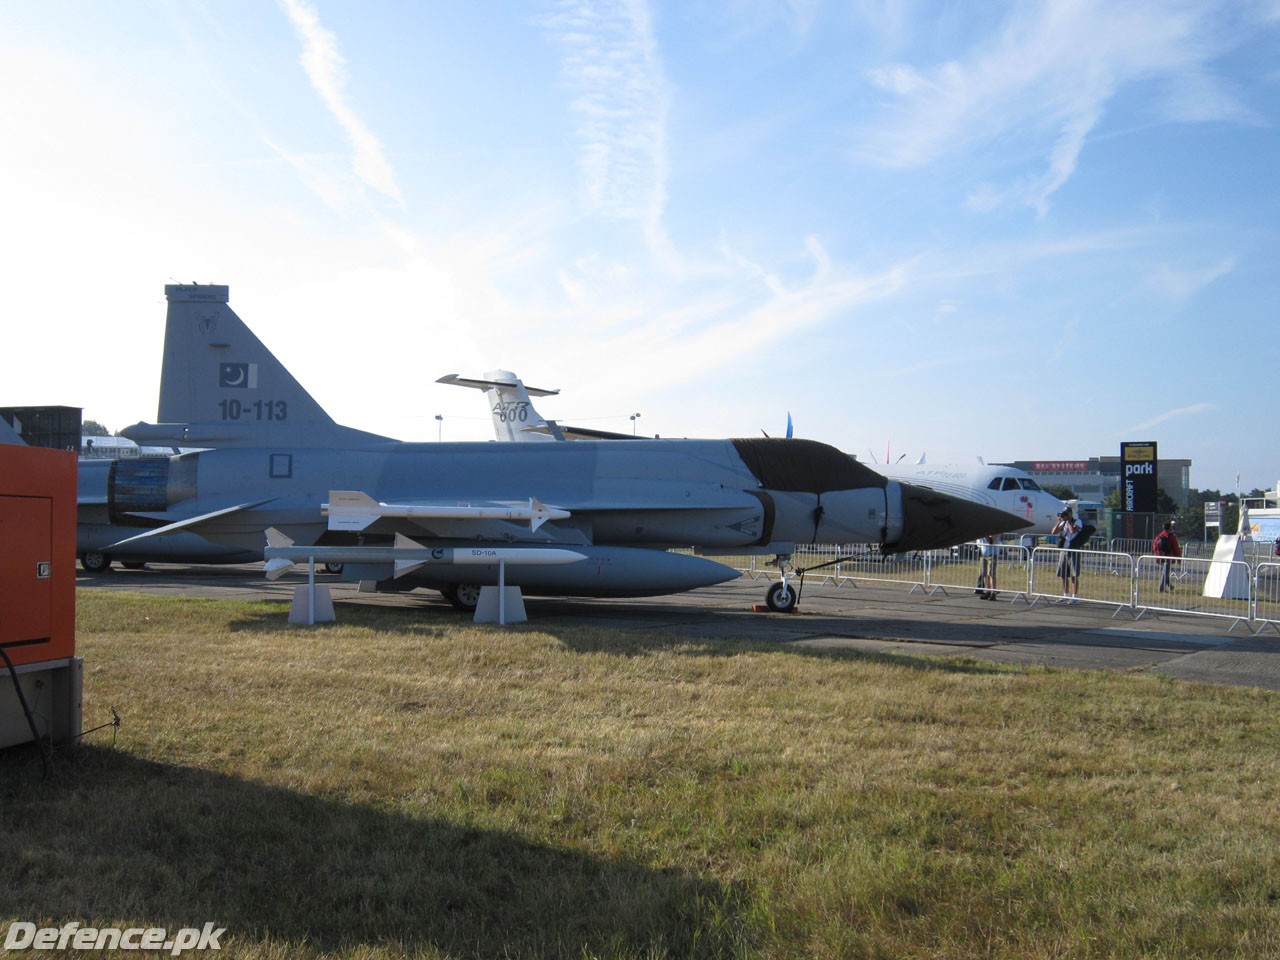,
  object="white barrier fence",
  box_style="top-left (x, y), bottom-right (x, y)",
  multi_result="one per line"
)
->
top-left (701, 543), bottom-right (1280, 632)
top-left (1110, 538), bottom-right (1154, 558)
top-left (1111, 537), bottom-right (1277, 566)
top-left (1254, 563), bottom-right (1280, 635)
top-left (1028, 547), bottom-right (1137, 614)
top-left (922, 544), bottom-right (1031, 602)
top-left (1133, 556), bottom-right (1253, 629)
